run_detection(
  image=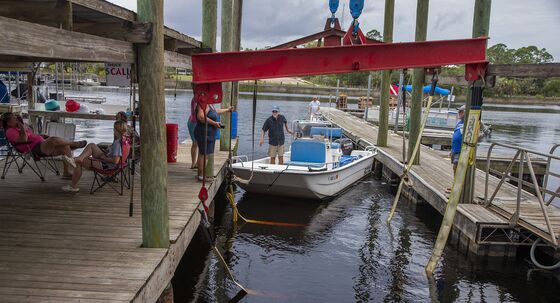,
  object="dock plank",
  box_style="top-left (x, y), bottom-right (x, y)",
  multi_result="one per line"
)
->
top-left (0, 141), bottom-right (232, 302)
top-left (323, 108), bottom-right (560, 247)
